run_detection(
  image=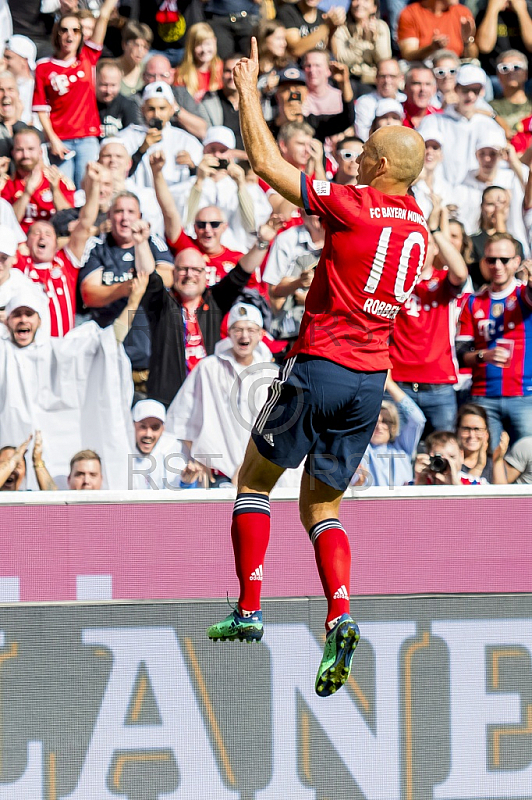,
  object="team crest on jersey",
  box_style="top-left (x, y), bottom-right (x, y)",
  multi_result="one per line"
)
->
top-left (507, 296), bottom-right (517, 310)
top-left (41, 190), bottom-right (53, 203)
top-left (50, 267), bottom-right (63, 279)
top-left (222, 261), bottom-right (234, 273)
top-left (427, 279), bottom-right (439, 291)
top-left (474, 309), bottom-right (484, 318)
top-left (492, 303), bottom-right (504, 318)
top-left (313, 180), bottom-right (330, 196)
